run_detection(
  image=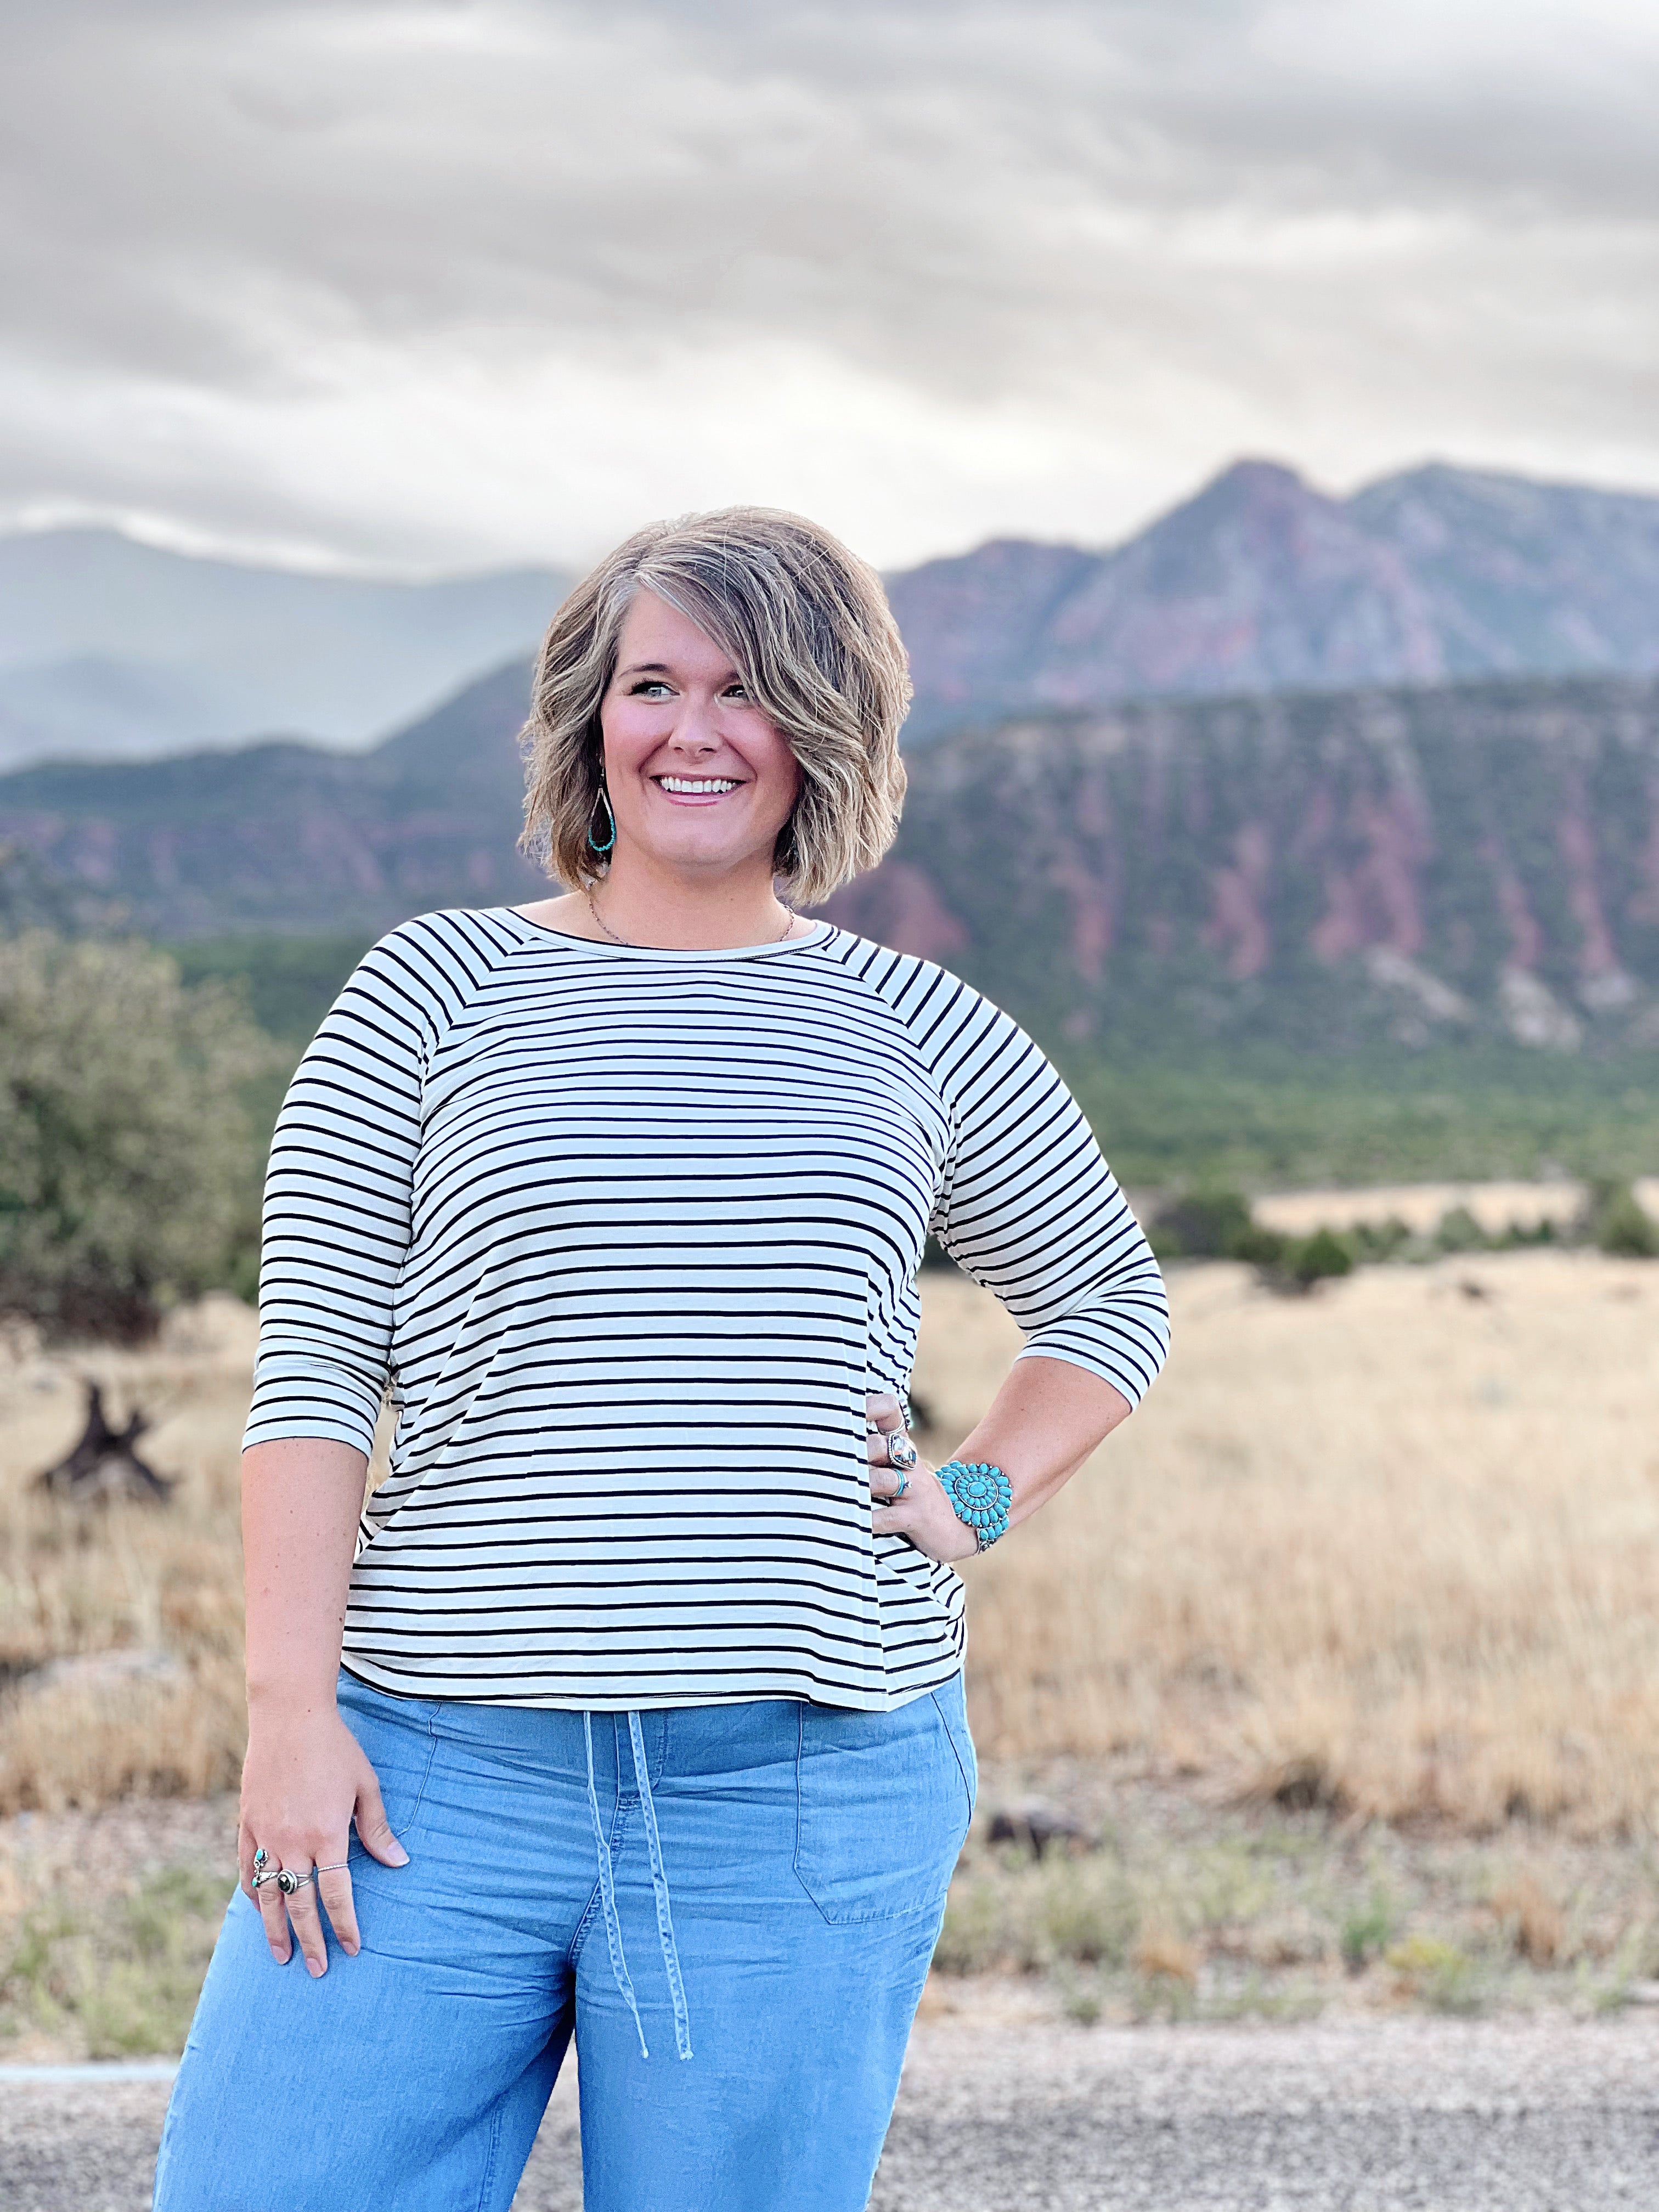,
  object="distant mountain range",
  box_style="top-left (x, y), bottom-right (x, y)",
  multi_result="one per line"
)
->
top-left (0, 662), bottom-right (544, 937)
top-left (0, 529), bottom-right (568, 769)
top-left (5, 657), bottom-right (1657, 1058)
top-left (4, 457), bottom-right (1658, 771)
top-left (888, 461), bottom-right (1659, 735)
